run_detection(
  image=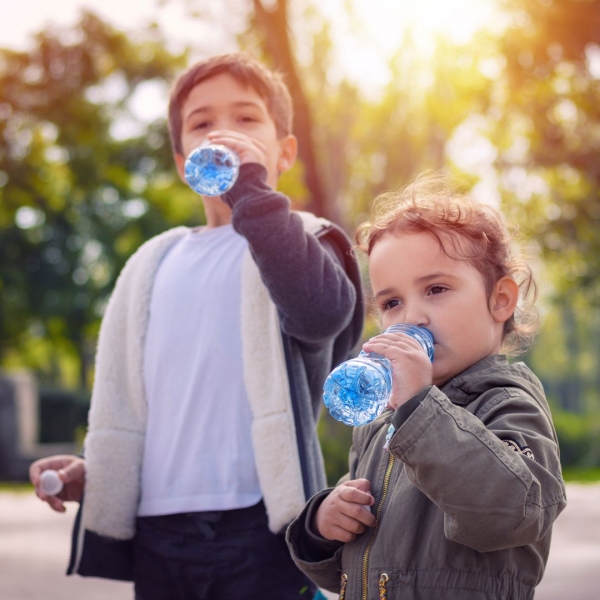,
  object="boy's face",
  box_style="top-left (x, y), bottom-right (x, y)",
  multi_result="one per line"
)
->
top-left (369, 230), bottom-right (508, 387)
top-left (174, 73), bottom-right (296, 191)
